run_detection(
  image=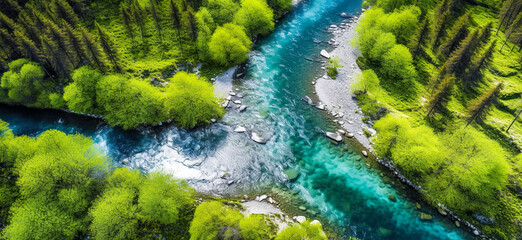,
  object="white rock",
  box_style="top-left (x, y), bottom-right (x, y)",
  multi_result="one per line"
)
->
top-left (234, 100), bottom-right (242, 104)
top-left (229, 92), bottom-right (236, 96)
top-left (310, 220), bottom-right (321, 226)
top-left (338, 112), bottom-right (344, 118)
top-left (337, 129), bottom-right (346, 135)
top-left (295, 216), bottom-right (306, 223)
top-left (326, 132), bottom-right (343, 142)
top-left (362, 150), bottom-right (368, 157)
top-left (234, 126), bottom-right (246, 133)
top-left (226, 96), bottom-right (232, 100)
top-left (239, 105), bottom-right (247, 112)
top-left (251, 132), bottom-right (268, 144)
top-left (222, 100), bottom-right (230, 108)
top-left (338, 121), bottom-right (345, 125)
top-left (210, 119), bottom-right (216, 123)
top-left (320, 49), bottom-right (330, 59)
top-left (315, 103), bottom-right (326, 110)
top-left (258, 195), bottom-right (267, 201)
